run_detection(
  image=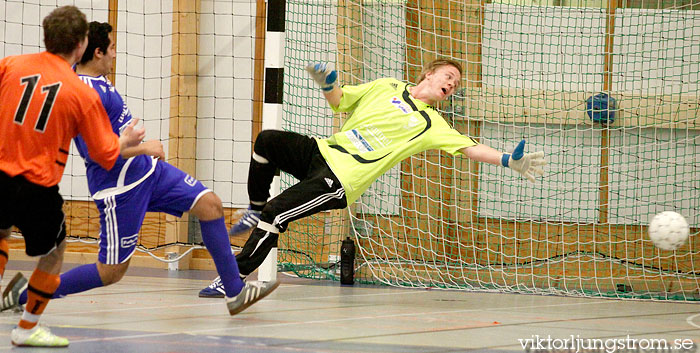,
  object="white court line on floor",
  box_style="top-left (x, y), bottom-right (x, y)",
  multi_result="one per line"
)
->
top-left (19, 299), bottom-right (620, 347)
top-left (0, 285), bottom-right (423, 318)
top-left (686, 312), bottom-right (700, 329)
